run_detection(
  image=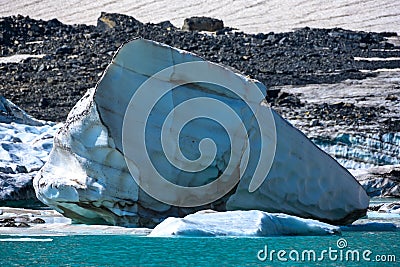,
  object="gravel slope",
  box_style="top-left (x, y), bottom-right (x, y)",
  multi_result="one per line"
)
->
top-left (1, 13), bottom-right (399, 123)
